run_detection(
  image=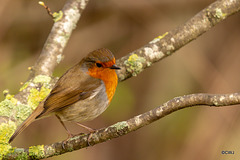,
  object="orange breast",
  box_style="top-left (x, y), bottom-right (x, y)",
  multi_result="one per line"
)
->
top-left (88, 67), bottom-right (118, 103)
